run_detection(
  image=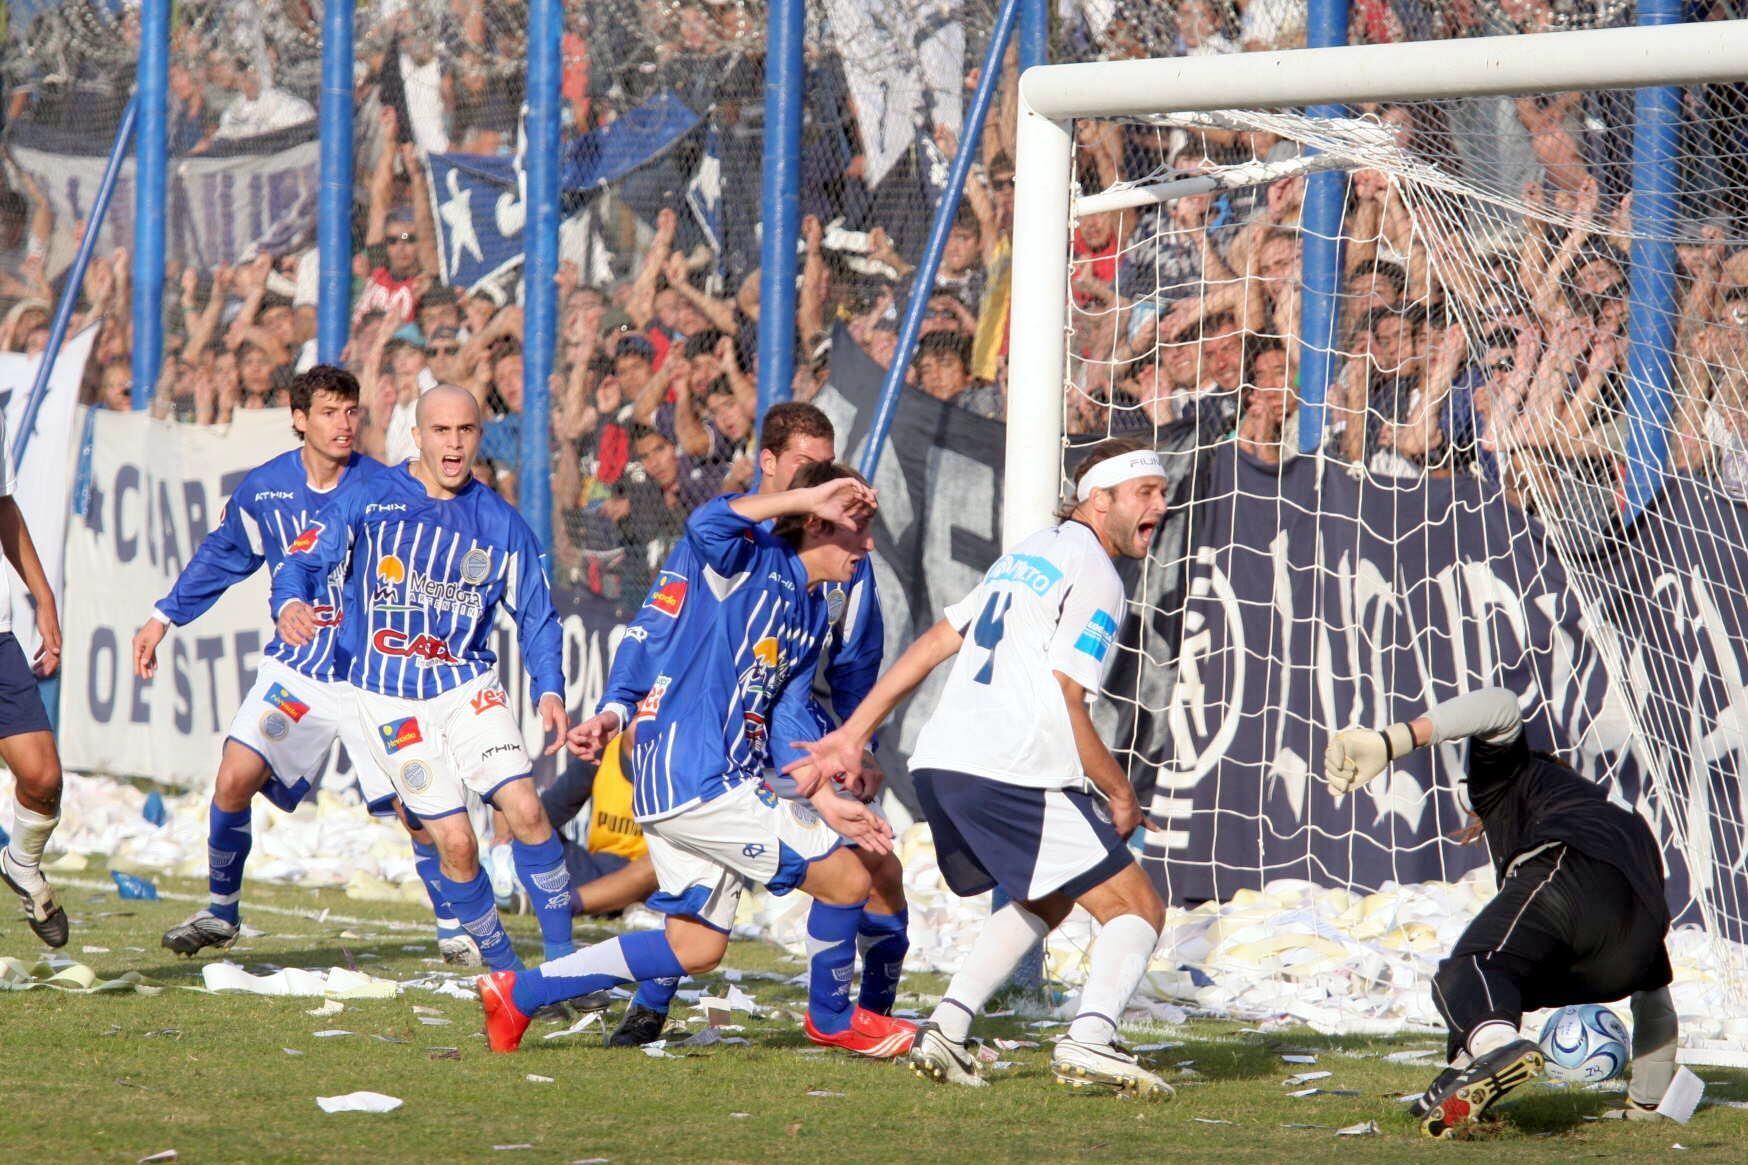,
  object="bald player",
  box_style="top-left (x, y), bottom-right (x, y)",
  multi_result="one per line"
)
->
top-left (273, 385), bottom-right (575, 975)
